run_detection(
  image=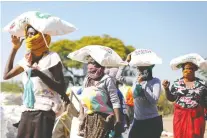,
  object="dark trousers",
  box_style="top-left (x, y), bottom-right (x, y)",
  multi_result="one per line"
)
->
top-left (17, 110), bottom-right (55, 138)
top-left (128, 115), bottom-right (163, 138)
